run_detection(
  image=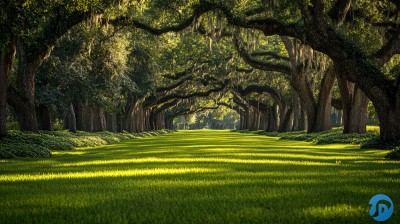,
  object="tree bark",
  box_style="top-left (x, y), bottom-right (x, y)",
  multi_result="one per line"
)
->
top-left (37, 104), bottom-right (52, 131)
top-left (116, 113), bottom-right (125, 132)
top-left (279, 108), bottom-right (294, 132)
top-left (93, 107), bottom-right (106, 132)
top-left (299, 108), bottom-right (307, 131)
top-left (312, 67), bottom-right (336, 132)
top-left (8, 40), bottom-right (52, 132)
top-left (106, 112), bottom-right (117, 132)
top-left (64, 104), bottom-right (76, 132)
top-left (267, 105), bottom-right (278, 131)
top-left (292, 90), bottom-right (301, 131)
top-left (337, 72), bottom-right (369, 133)
top-left (0, 39), bottom-right (16, 137)
top-left (290, 73), bottom-right (317, 133)
top-left (377, 106), bottom-right (400, 141)
top-left (74, 100), bottom-right (84, 130)
top-left (82, 105), bottom-right (94, 132)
